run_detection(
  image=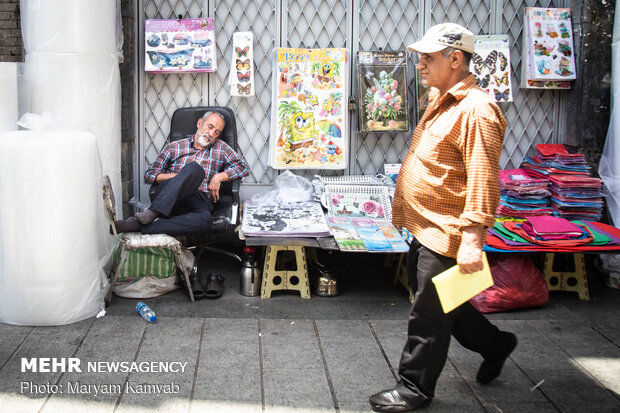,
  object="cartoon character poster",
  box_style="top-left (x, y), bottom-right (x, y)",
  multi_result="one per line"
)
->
top-left (470, 35), bottom-right (513, 103)
top-left (523, 8), bottom-right (576, 85)
top-left (269, 48), bottom-right (348, 170)
top-left (357, 51), bottom-right (409, 132)
top-left (145, 19), bottom-right (216, 73)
